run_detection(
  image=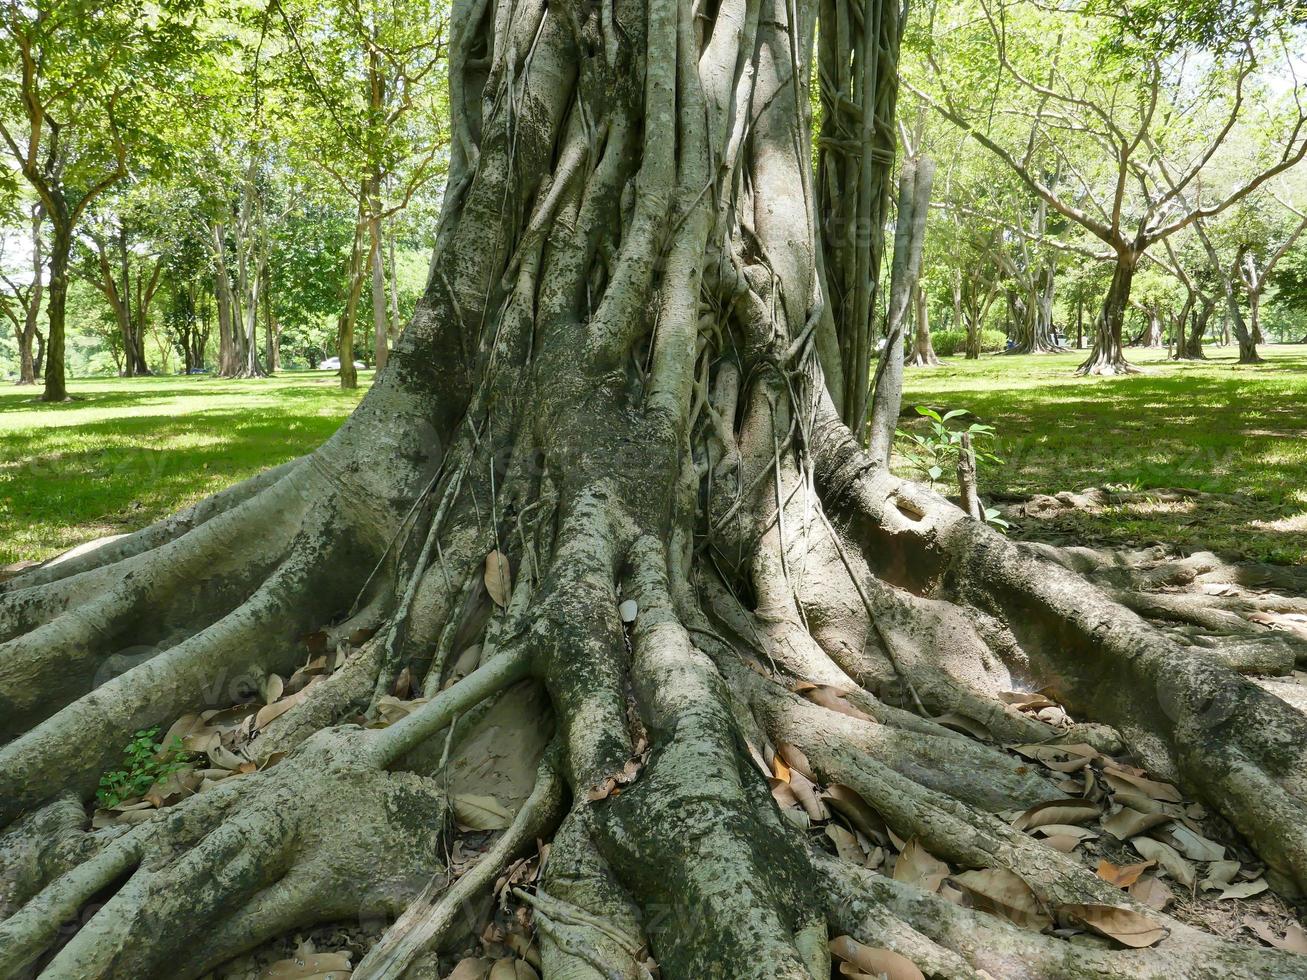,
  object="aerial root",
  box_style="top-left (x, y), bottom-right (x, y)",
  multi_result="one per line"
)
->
top-left (735, 662), bottom-right (1062, 812)
top-left (817, 853), bottom-right (1305, 980)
